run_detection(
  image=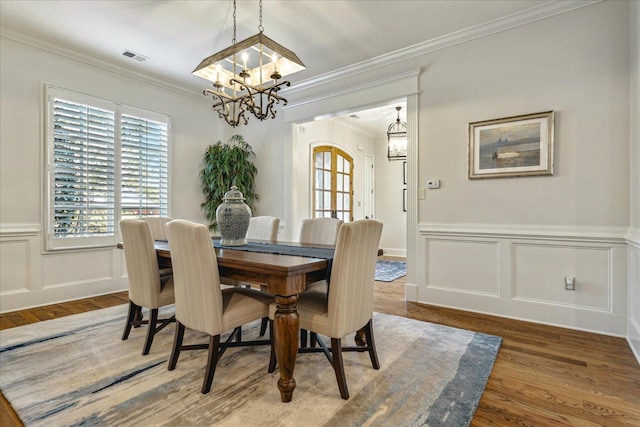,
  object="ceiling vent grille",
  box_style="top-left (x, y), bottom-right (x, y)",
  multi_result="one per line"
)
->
top-left (121, 50), bottom-right (148, 63)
